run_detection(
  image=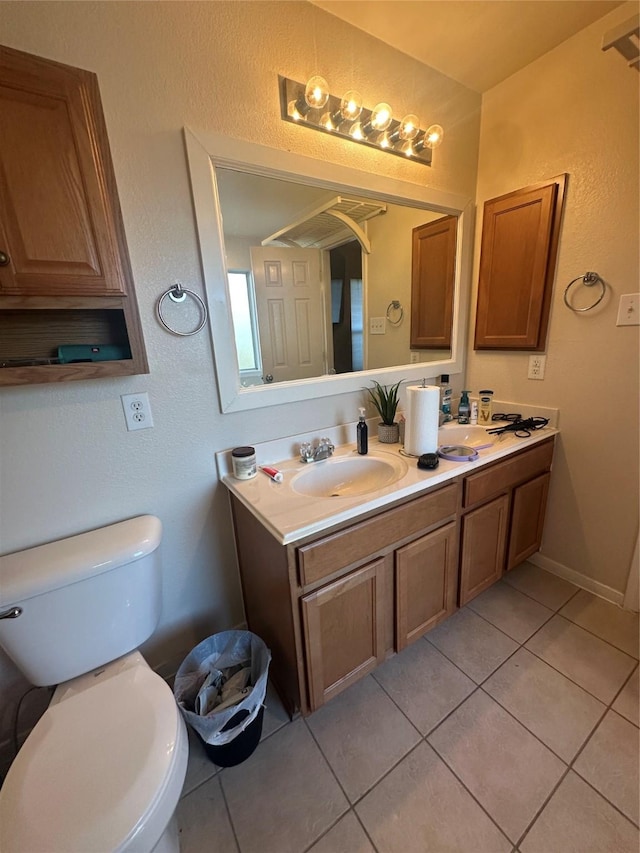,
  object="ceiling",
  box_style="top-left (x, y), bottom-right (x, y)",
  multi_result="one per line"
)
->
top-left (311, 1), bottom-right (625, 92)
